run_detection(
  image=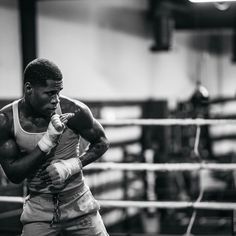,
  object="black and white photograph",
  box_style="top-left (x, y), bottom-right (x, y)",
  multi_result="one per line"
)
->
top-left (1, 0), bottom-right (236, 235)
